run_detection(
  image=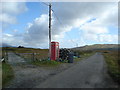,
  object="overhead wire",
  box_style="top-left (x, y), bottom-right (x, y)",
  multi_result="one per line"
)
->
top-left (52, 9), bottom-right (76, 45)
top-left (41, 2), bottom-right (49, 6)
top-left (40, 2), bottom-right (78, 47)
